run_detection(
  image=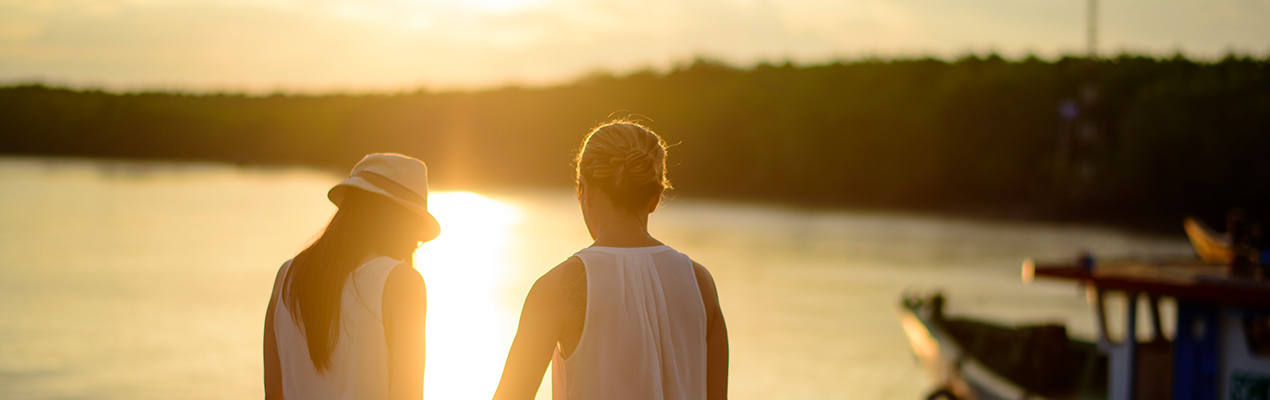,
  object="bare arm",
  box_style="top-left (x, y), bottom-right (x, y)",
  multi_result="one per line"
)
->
top-left (492, 259), bottom-right (576, 400)
top-left (264, 263), bottom-right (287, 400)
top-left (383, 263), bottom-right (427, 400)
top-left (694, 261), bottom-right (729, 400)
